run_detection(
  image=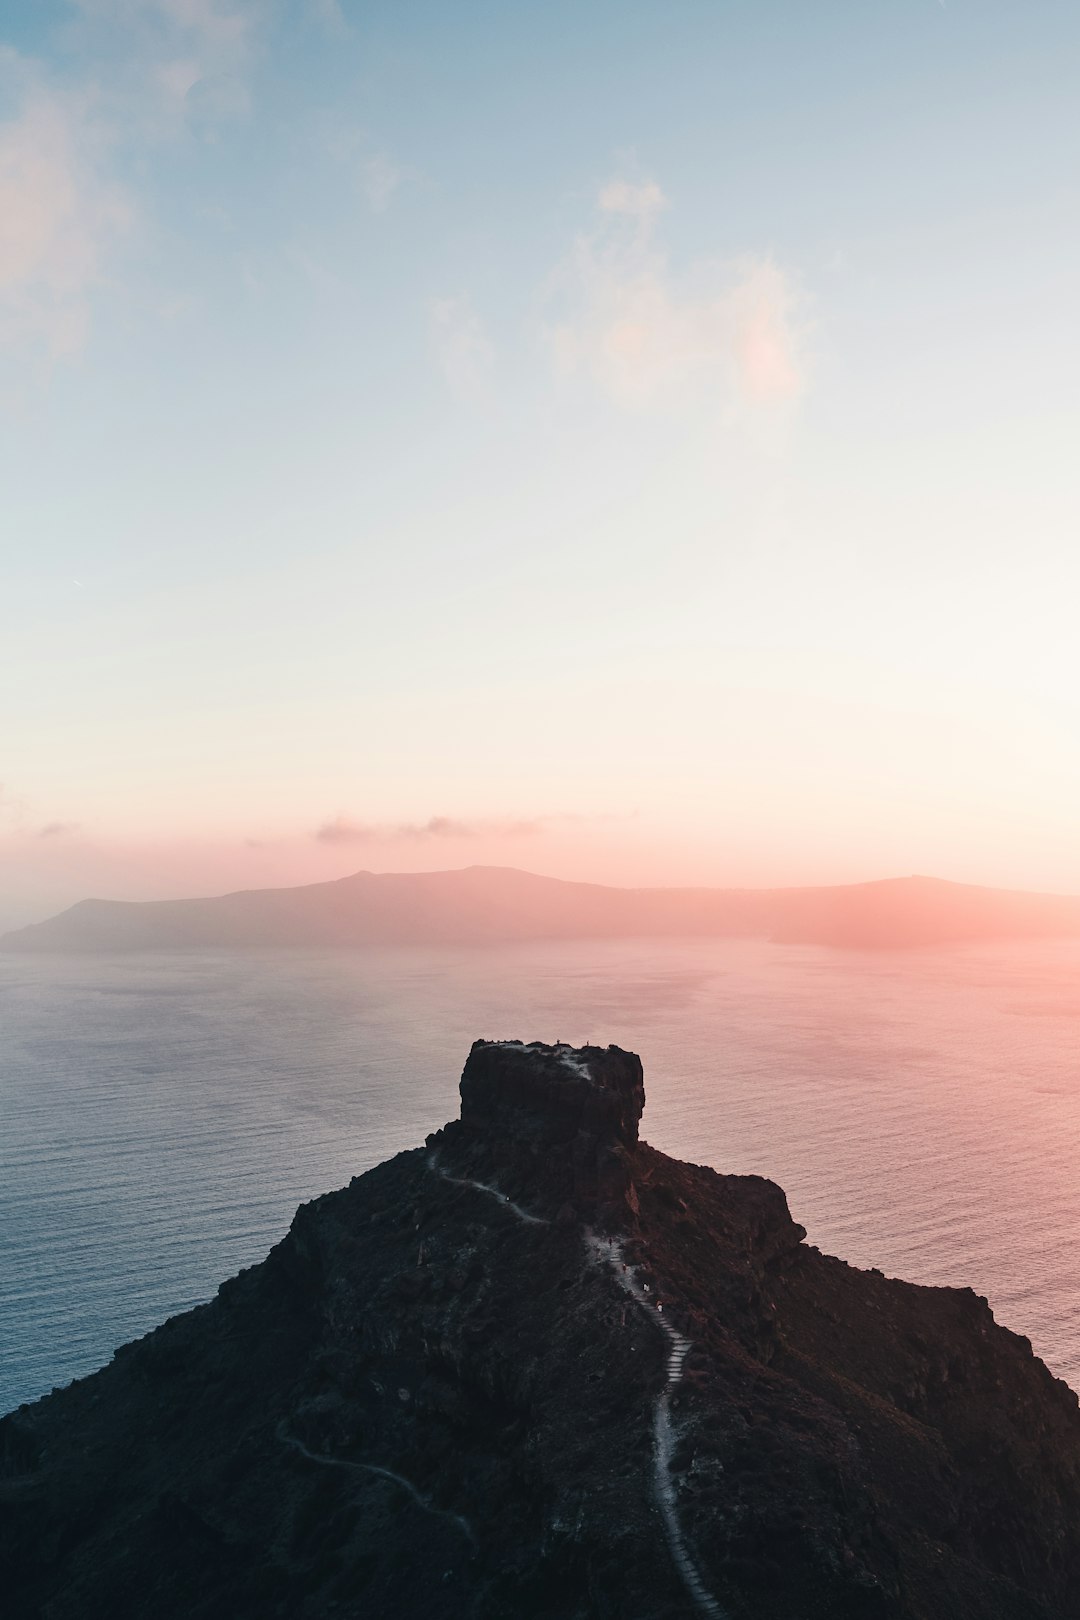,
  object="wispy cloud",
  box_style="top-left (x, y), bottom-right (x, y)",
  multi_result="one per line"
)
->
top-left (548, 176), bottom-right (804, 411)
top-left (430, 295), bottom-right (495, 401)
top-left (3, 4), bottom-right (397, 373)
top-left (316, 120), bottom-right (402, 212)
top-left (308, 0), bottom-right (348, 35)
top-left (0, 67), bottom-right (130, 359)
top-left (597, 178), bottom-right (667, 222)
top-left (315, 815), bottom-right (544, 846)
top-left (155, 0), bottom-right (254, 46)
top-left (0, 0), bottom-right (265, 363)
top-left (68, 0), bottom-right (259, 129)
top-left (361, 152), bottom-right (400, 212)
top-left (286, 244), bottom-right (345, 296)
top-left (70, 0), bottom-right (257, 53)
top-left (182, 71), bottom-right (250, 136)
top-left (0, 782), bottom-right (65, 835)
